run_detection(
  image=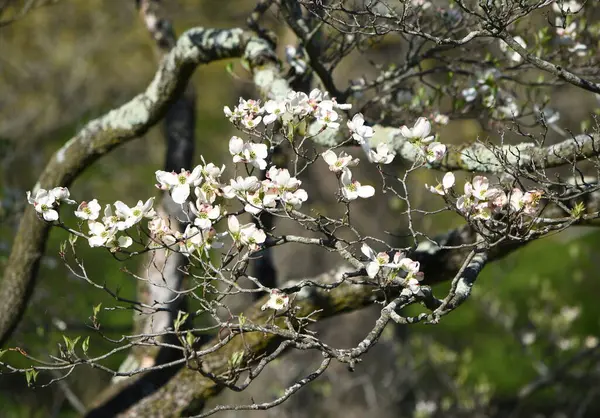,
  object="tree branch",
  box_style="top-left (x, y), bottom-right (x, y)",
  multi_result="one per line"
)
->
top-left (0, 26), bottom-right (265, 347)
